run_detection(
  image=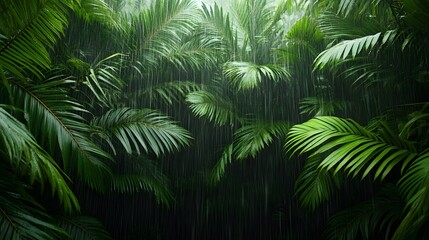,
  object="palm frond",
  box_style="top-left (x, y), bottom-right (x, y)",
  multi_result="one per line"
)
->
top-left (186, 90), bottom-right (238, 126)
top-left (91, 108), bottom-right (191, 157)
top-left (233, 120), bottom-right (290, 159)
top-left (295, 155), bottom-right (343, 211)
top-left (132, 0), bottom-right (197, 72)
top-left (223, 61), bottom-right (290, 90)
top-left (281, 17), bottom-right (324, 61)
top-left (209, 144), bottom-right (234, 183)
top-left (395, 150), bottom-right (429, 239)
top-left (11, 76), bottom-right (112, 192)
top-left (325, 184), bottom-right (403, 240)
top-left (210, 121), bottom-right (289, 182)
top-left (136, 81), bottom-right (200, 106)
top-left (399, 110), bottom-right (429, 143)
top-left (318, 13), bottom-right (384, 40)
top-left (0, 163), bottom-right (67, 240)
top-left (70, 53), bottom-right (125, 107)
top-left (58, 215), bottom-right (111, 240)
top-left (401, 0), bottom-right (429, 31)
top-left (164, 33), bottom-right (221, 72)
top-left (109, 158), bottom-right (174, 205)
top-left (285, 116), bottom-right (418, 180)
top-left (199, 3), bottom-right (235, 56)
top-left (314, 32), bottom-right (382, 69)
top-left (73, 0), bottom-right (118, 29)
top-left (0, 0), bottom-right (73, 78)
top-left (299, 97), bottom-right (350, 116)
top-left (0, 106), bottom-right (79, 213)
